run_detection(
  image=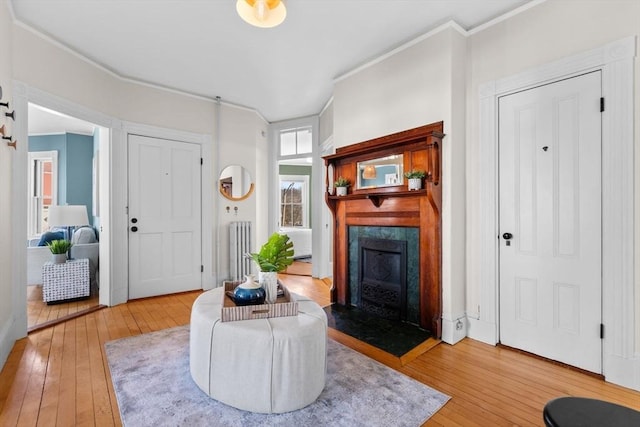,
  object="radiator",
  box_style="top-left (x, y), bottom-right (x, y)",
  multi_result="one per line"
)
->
top-left (229, 221), bottom-right (252, 281)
